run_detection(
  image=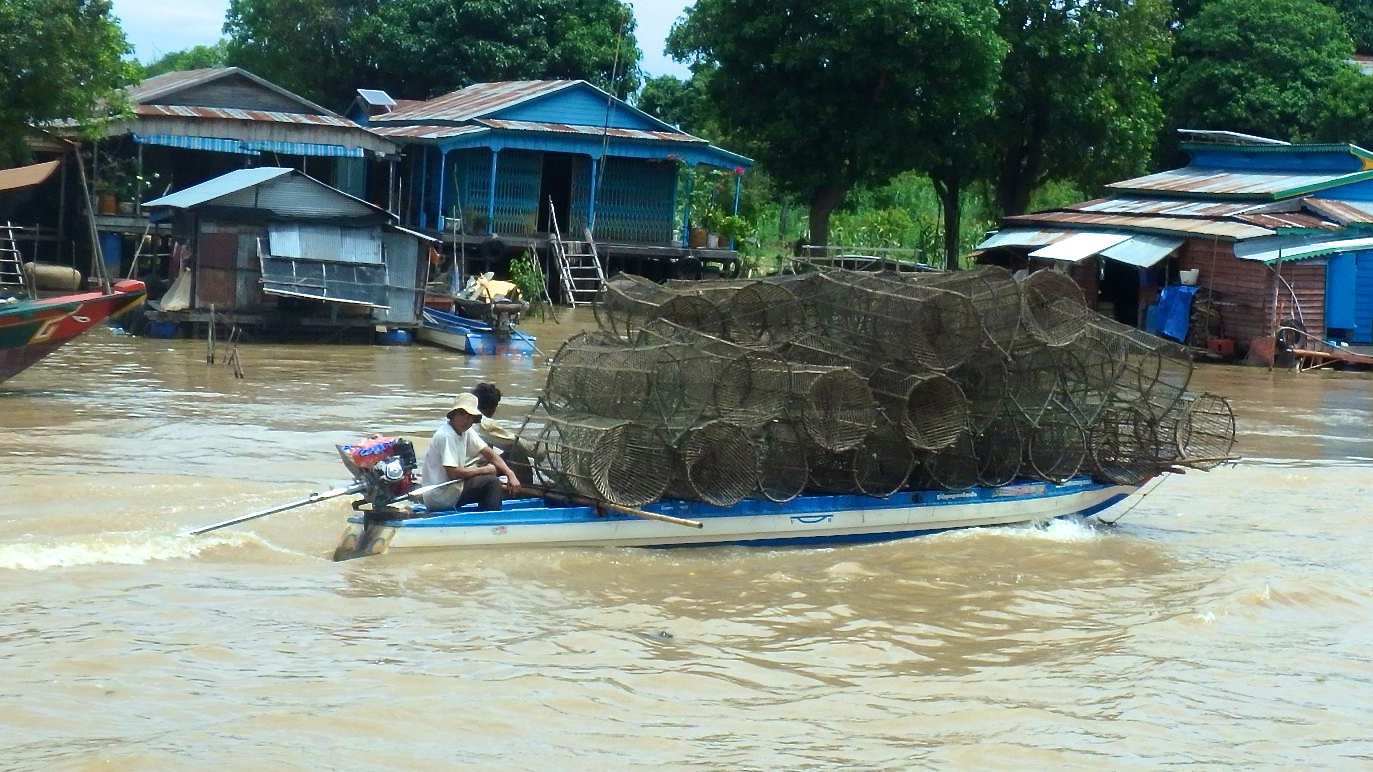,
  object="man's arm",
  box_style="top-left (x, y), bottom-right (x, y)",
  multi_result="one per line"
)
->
top-left (479, 446), bottom-right (521, 494)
